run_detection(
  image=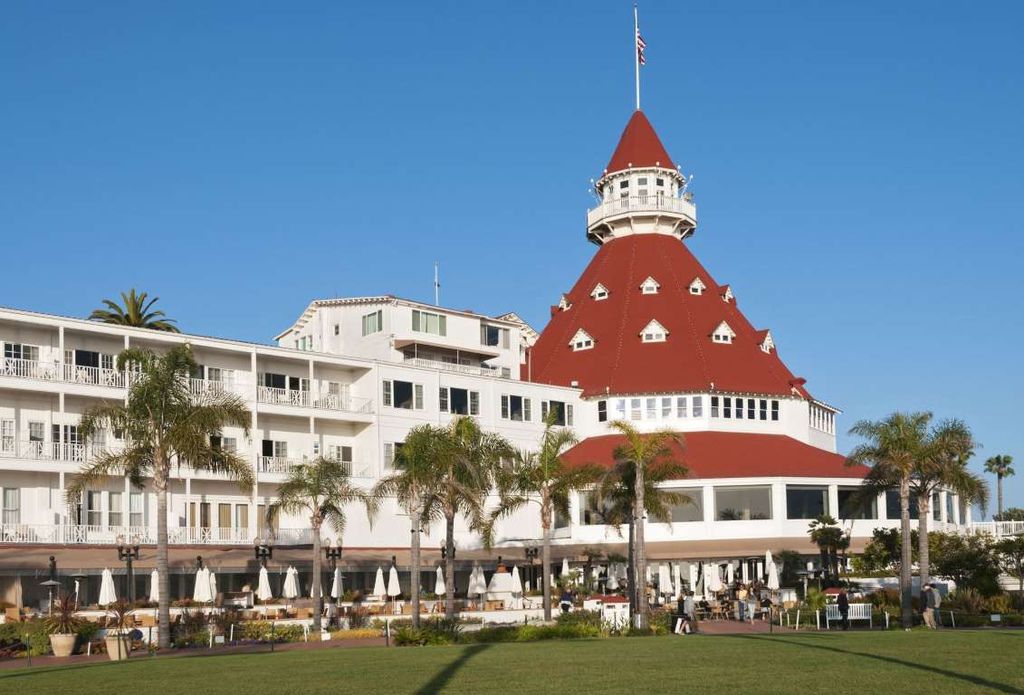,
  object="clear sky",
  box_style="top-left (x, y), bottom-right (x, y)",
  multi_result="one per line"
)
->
top-left (2, 2), bottom-right (1022, 510)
